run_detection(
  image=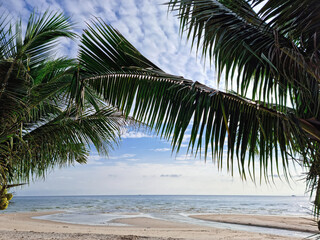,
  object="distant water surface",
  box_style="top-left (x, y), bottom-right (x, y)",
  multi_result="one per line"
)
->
top-left (6, 195), bottom-right (310, 215)
top-left (3, 195), bottom-right (313, 238)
